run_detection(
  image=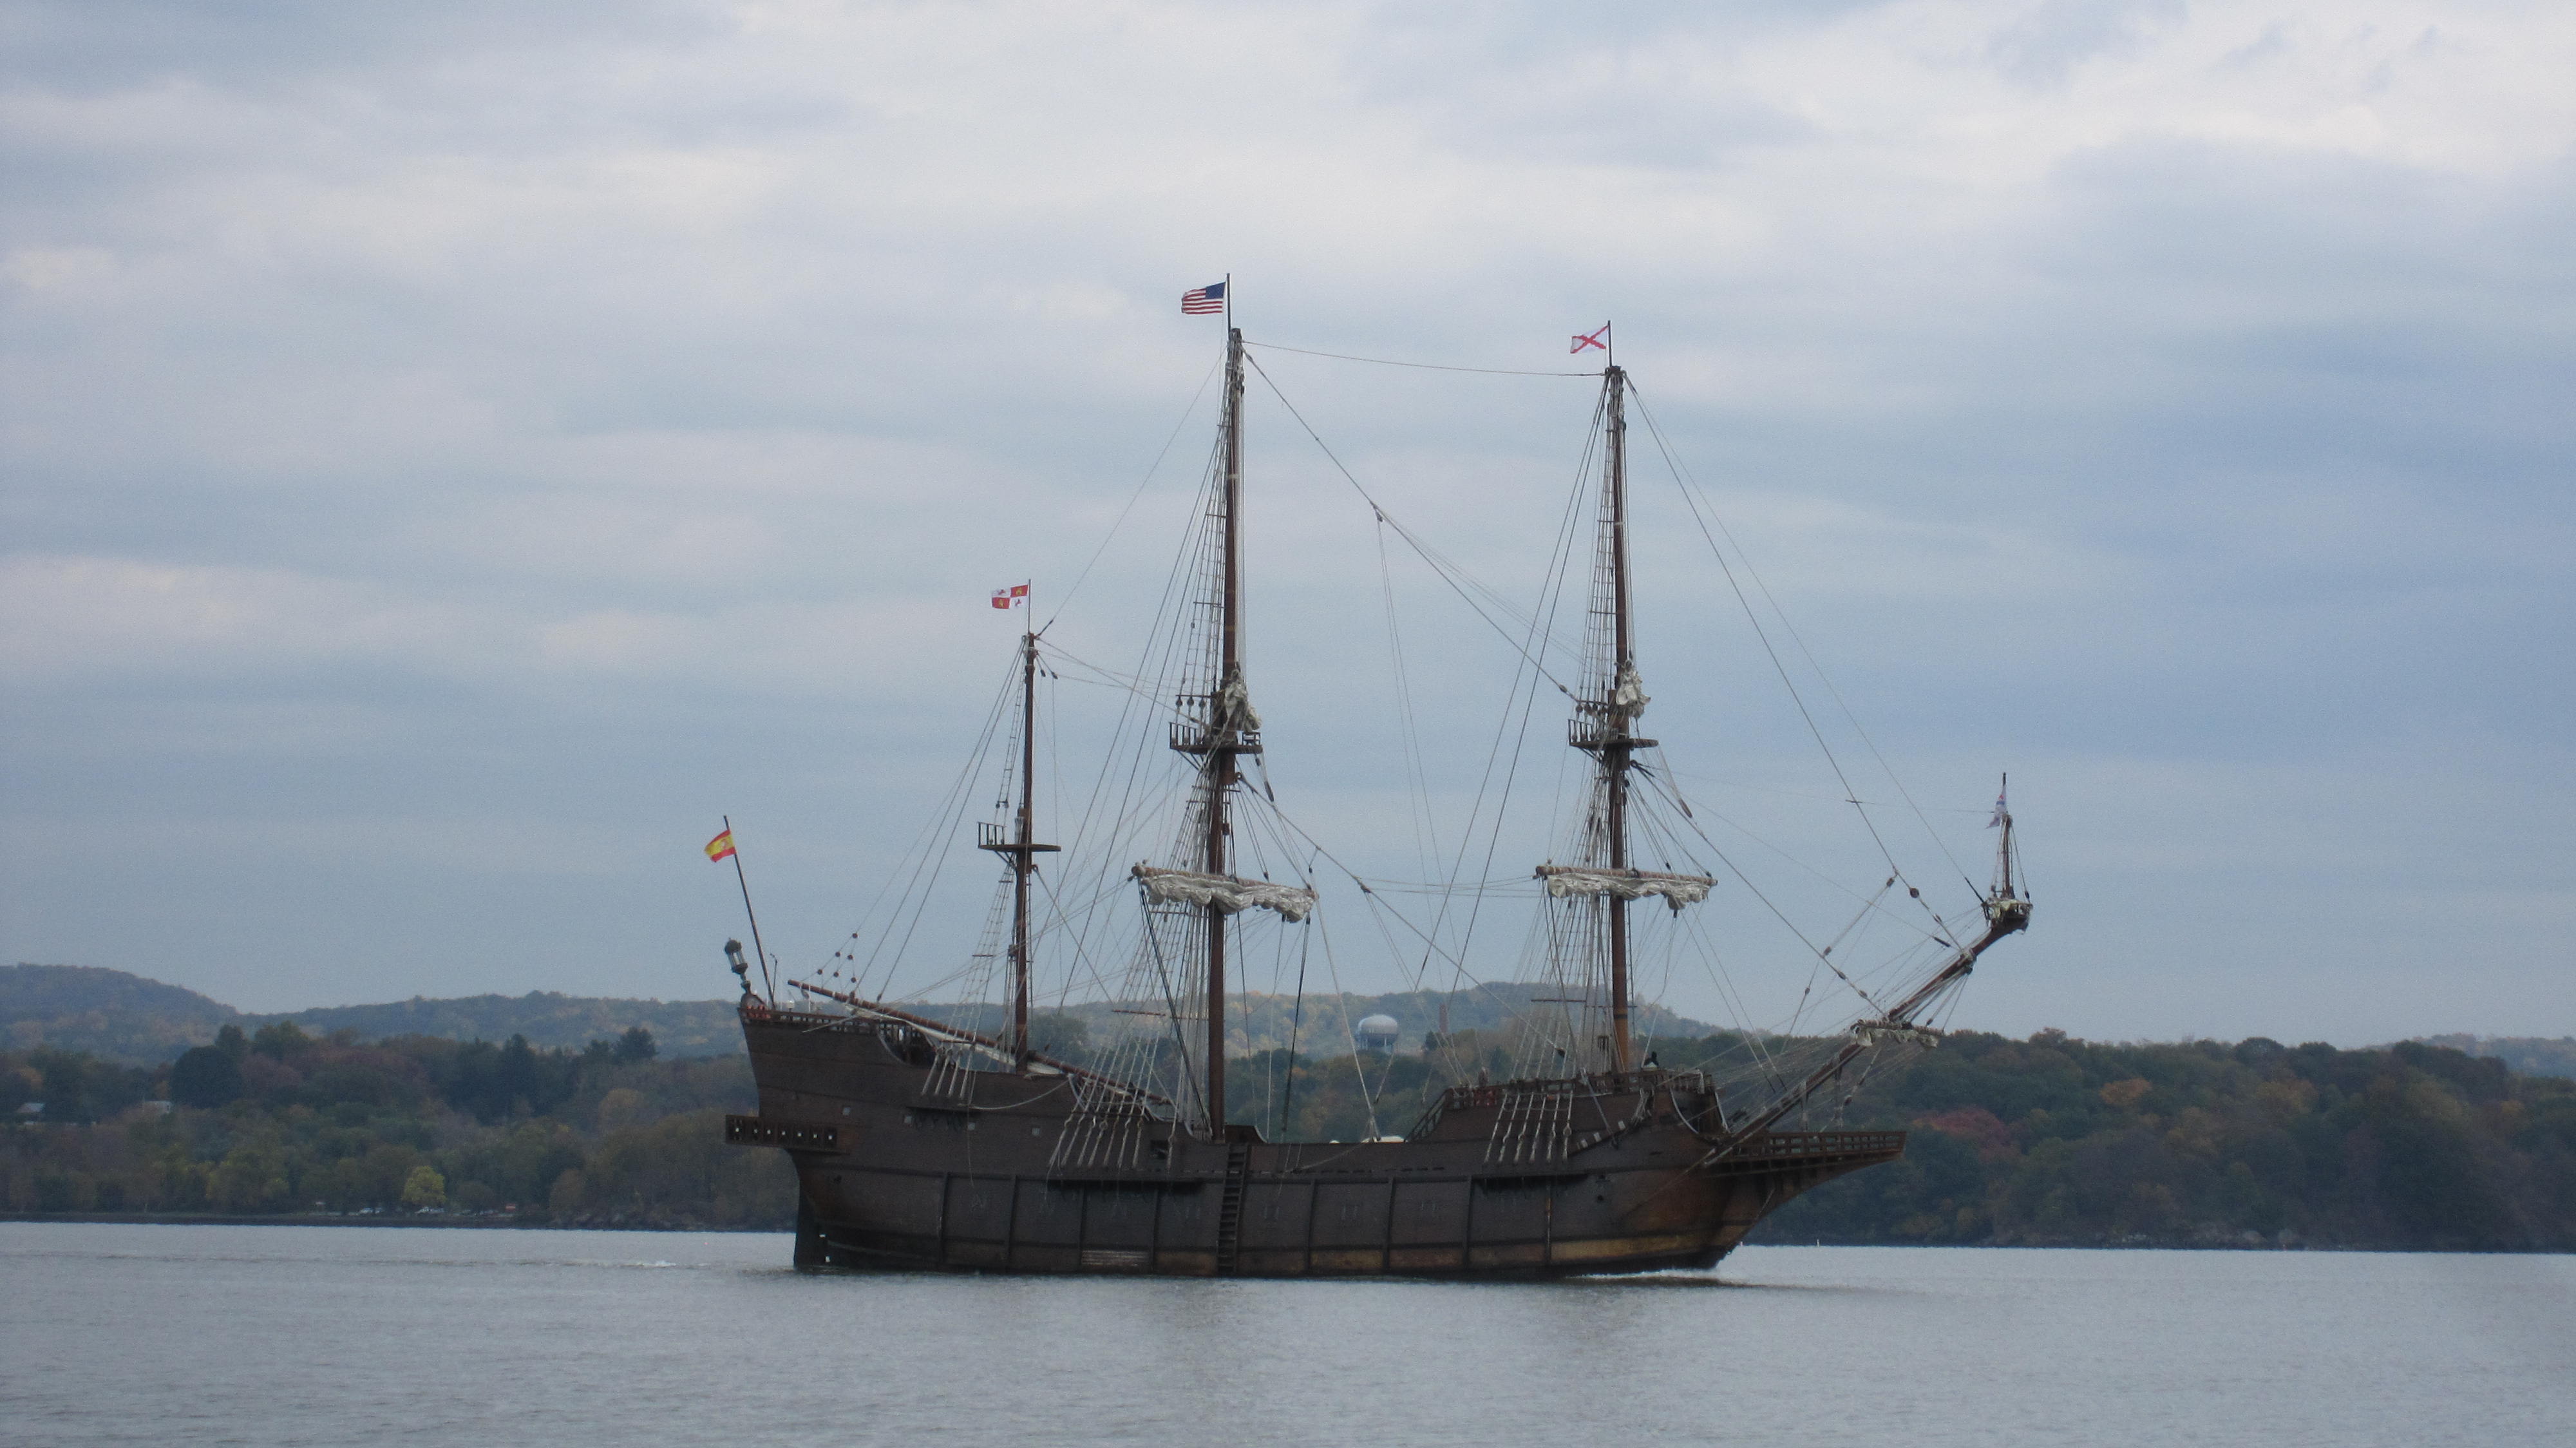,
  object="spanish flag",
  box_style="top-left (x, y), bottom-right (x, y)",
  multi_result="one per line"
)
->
top-left (705, 828), bottom-right (737, 863)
